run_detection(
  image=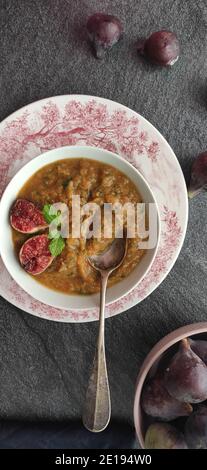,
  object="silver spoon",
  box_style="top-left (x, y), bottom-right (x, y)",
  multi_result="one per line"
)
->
top-left (82, 234), bottom-right (127, 432)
